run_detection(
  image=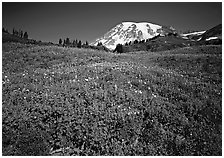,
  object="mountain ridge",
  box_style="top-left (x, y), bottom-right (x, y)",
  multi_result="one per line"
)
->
top-left (91, 21), bottom-right (177, 50)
